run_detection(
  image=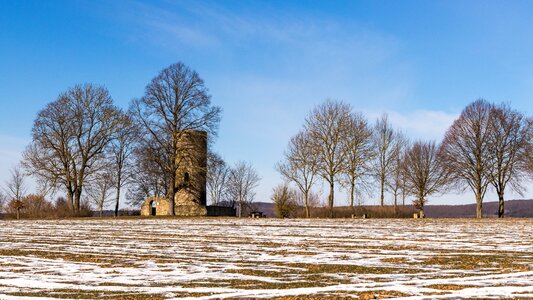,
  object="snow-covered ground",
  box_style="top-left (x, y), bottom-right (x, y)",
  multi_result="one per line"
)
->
top-left (0, 218), bottom-right (531, 299)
